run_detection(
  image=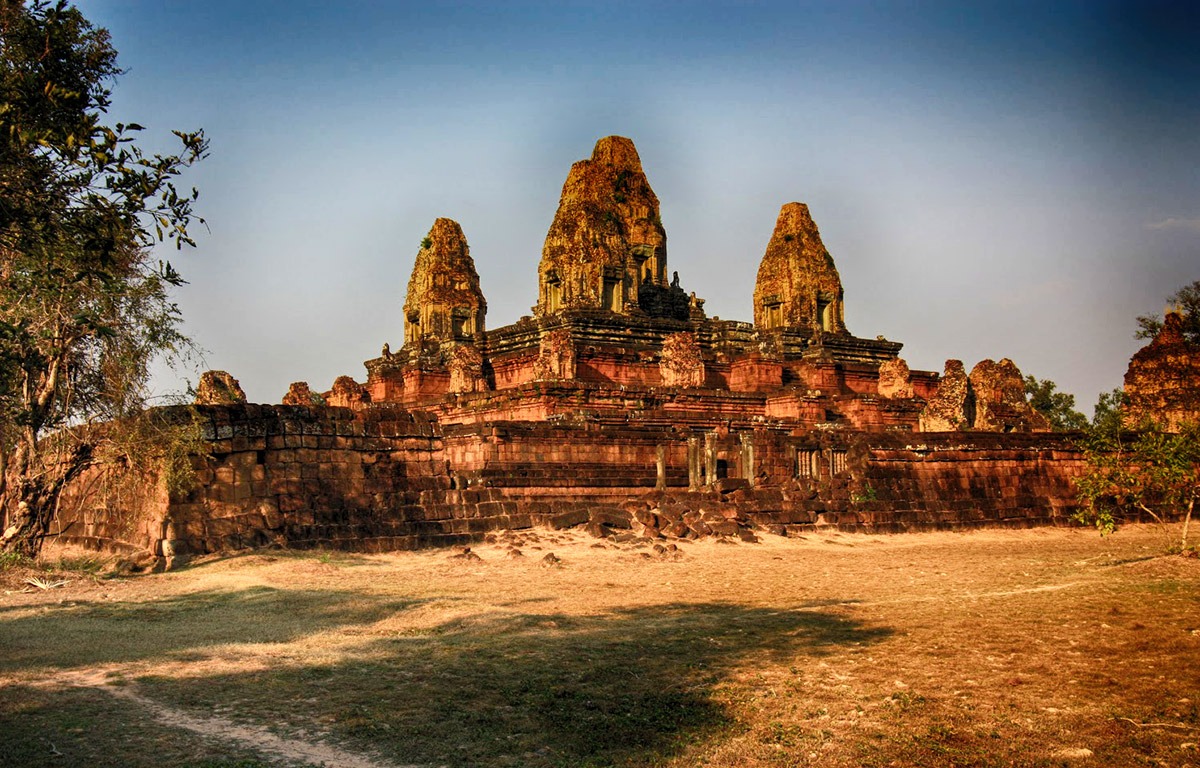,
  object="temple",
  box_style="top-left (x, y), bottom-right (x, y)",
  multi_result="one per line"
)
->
top-left (56, 136), bottom-right (1095, 562)
top-left (357, 136), bottom-right (1045, 437)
